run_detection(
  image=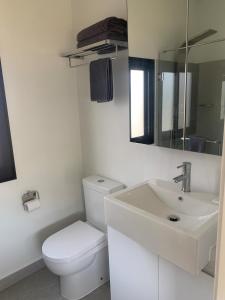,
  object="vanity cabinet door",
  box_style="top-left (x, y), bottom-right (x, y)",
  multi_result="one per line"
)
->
top-left (158, 258), bottom-right (214, 300)
top-left (108, 227), bottom-right (158, 300)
